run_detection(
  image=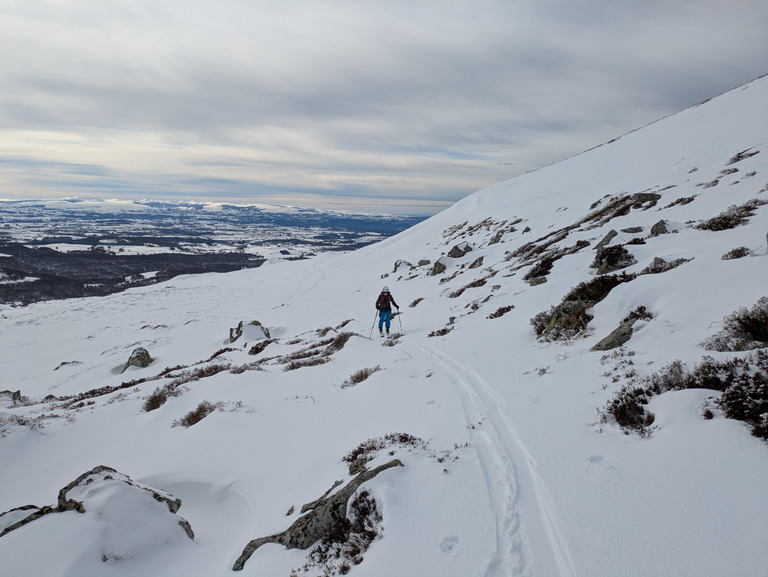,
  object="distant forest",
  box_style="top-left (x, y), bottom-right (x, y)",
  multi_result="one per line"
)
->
top-left (0, 244), bottom-right (265, 305)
